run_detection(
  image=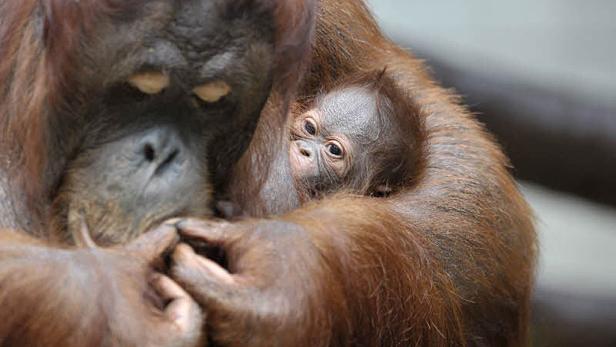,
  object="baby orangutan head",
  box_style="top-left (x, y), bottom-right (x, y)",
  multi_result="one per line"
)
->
top-left (289, 71), bottom-right (423, 199)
